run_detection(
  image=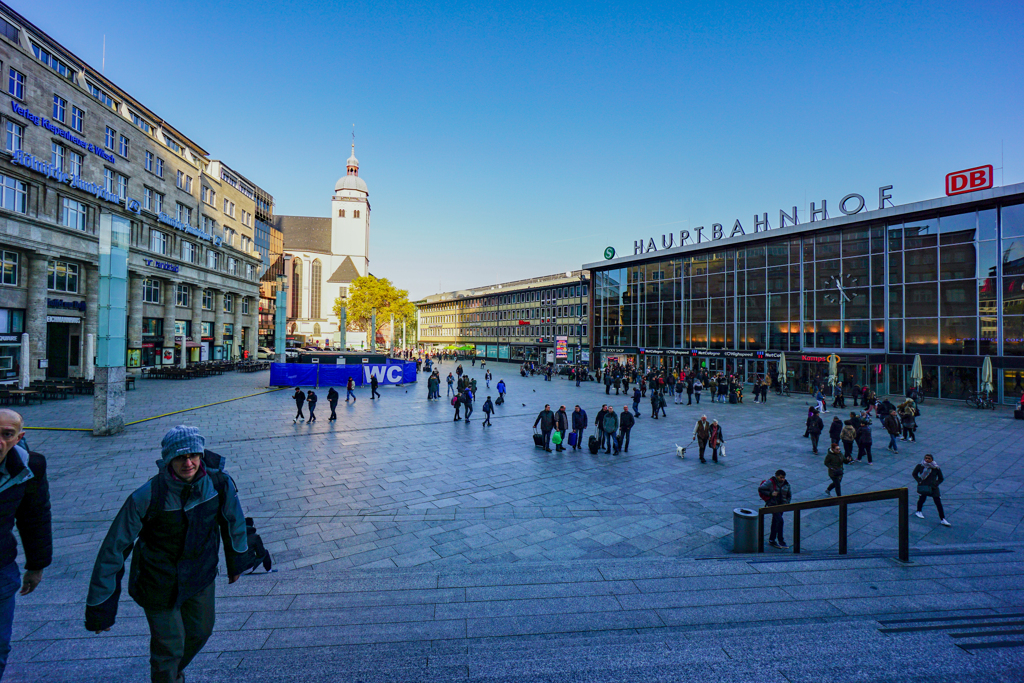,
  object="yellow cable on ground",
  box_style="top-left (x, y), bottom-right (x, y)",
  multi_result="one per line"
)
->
top-left (25, 387), bottom-right (287, 431)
